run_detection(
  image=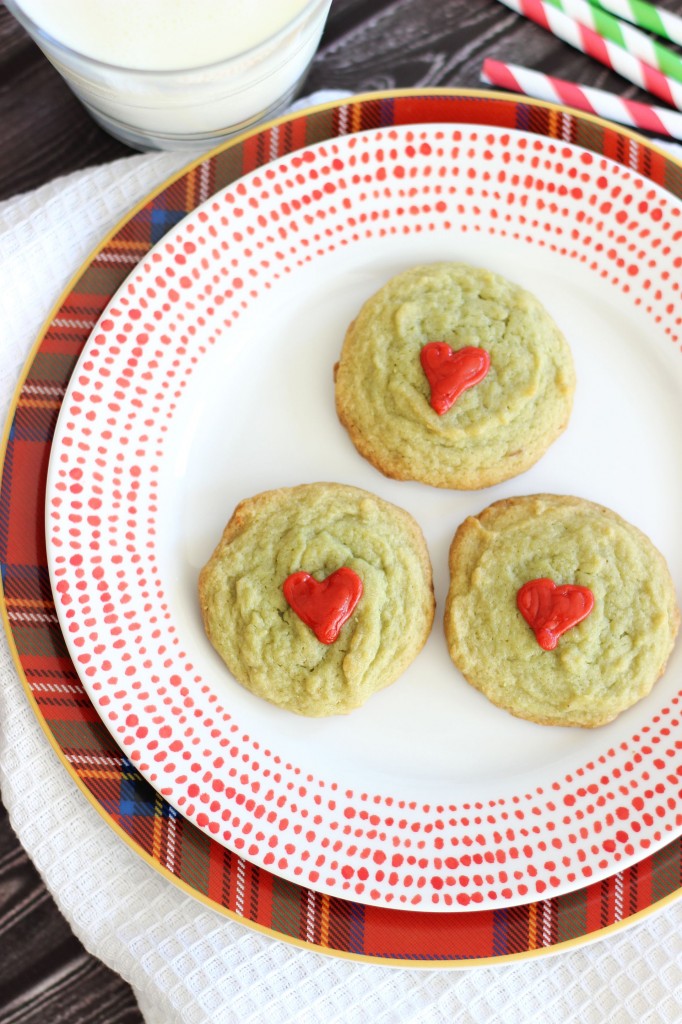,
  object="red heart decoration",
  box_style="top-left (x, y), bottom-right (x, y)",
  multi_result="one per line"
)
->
top-left (420, 342), bottom-right (491, 415)
top-left (517, 578), bottom-right (594, 651)
top-left (283, 567), bottom-right (363, 644)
